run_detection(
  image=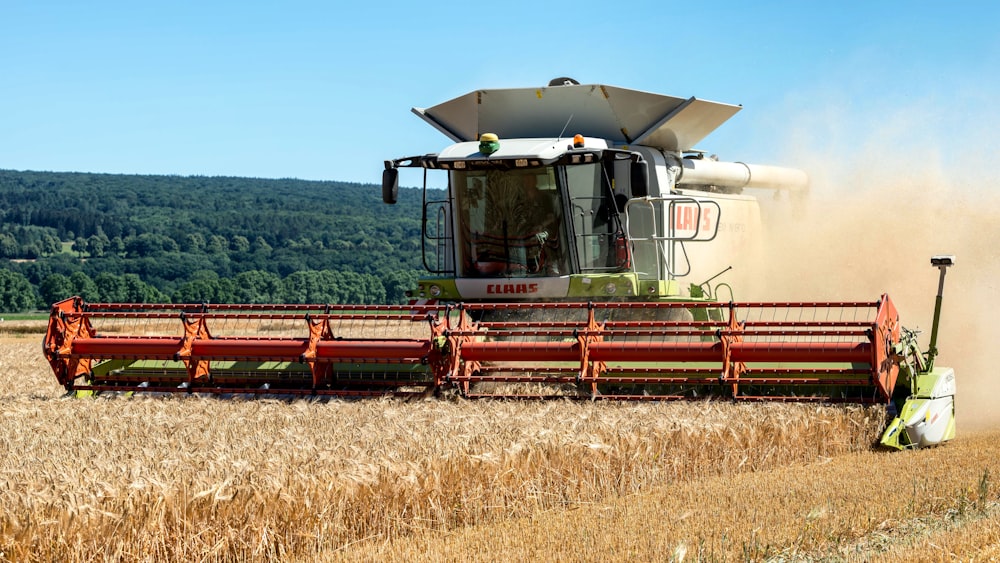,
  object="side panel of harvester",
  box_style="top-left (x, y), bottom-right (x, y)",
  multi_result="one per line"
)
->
top-left (623, 189), bottom-right (763, 292)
